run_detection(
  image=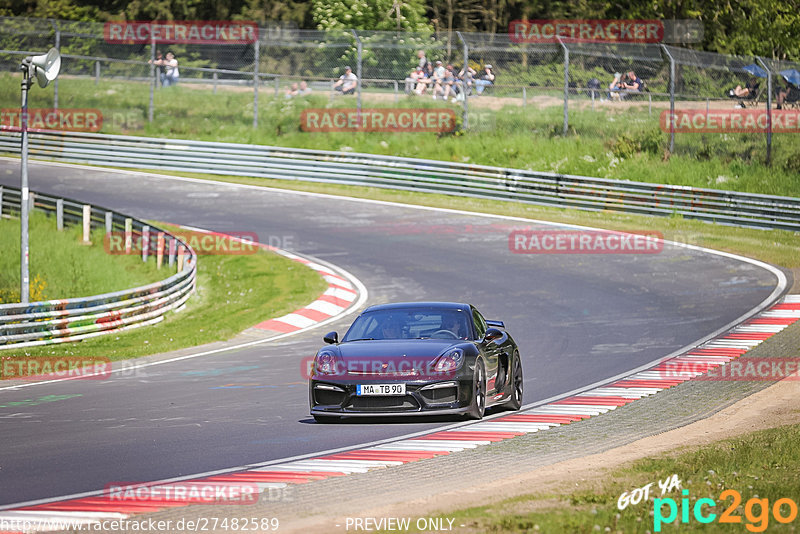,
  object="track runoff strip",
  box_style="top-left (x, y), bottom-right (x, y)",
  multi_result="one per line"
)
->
top-left (0, 296), bottom-right (797, 531)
